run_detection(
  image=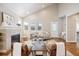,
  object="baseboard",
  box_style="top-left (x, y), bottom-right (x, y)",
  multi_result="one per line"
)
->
top-left (66, 41), bottom-right (76, 43)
